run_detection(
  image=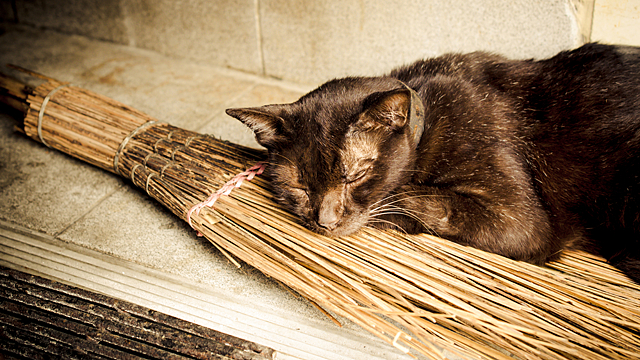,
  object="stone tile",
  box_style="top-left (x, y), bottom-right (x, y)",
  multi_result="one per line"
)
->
top-left (0, 27), bottom-right (110, 79)
top-left (592, 0), bottom-right (640, 46)
top-left (124, 0), bottom-right (262, 75)
top-left (0, 27), bottom-right (256, 131)
top-left (5, 0), bottom-right (584, 85)
top-left (0, 113), bottom-right (121, 235)
top-left (15, 0), bottom-right (128, 44)
top-left (73, 55), bottom-right (257, 131)
top-left (260, 0), bottom-right (579, 84)
top-left (199, 83), bottom-right (306, 148)
top-left (57, 185), bottom-right (232, 282)
top-left (56, 185), bottom-right (324, 317)
top-left (234, 83), bottom-right (308, 106)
